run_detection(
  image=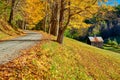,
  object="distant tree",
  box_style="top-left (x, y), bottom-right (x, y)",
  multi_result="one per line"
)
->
top-left (115, 5), bottom-right (120, 17)
top-left (112, 25), bottom-right (120, 36)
